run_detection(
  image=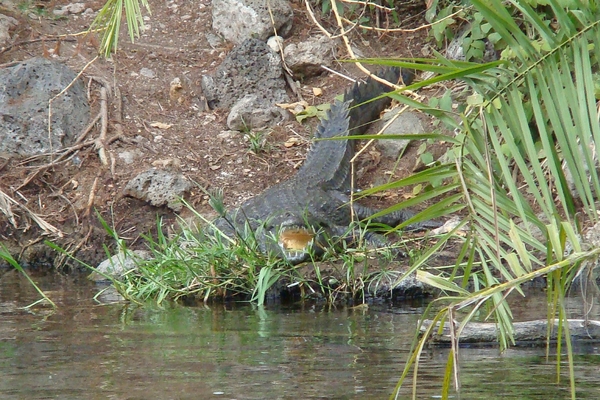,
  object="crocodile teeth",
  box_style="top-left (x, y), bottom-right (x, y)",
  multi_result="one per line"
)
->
top-left (278, 227), bottom-right (314, 251)
top-left (278, 227), bottom-right (314, 261)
